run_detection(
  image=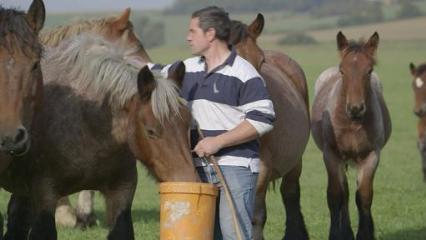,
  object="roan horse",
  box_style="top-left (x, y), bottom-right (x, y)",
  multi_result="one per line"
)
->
top-left (2, 34), bottom-right (195, 239)
top-left (0, 0), bottom-right (45, 236)
top-left (409, 62), bottom-right (426, 182)
top-left (38, 8), bottom-right (153, 227)
top-left (311, 32), bottom-right (391, 240)
top-left (230, 14), bottom-right (310, 240)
